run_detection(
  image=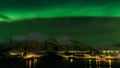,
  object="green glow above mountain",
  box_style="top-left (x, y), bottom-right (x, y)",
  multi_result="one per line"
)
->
top-left (0, 0), bottom-right (120, 21)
